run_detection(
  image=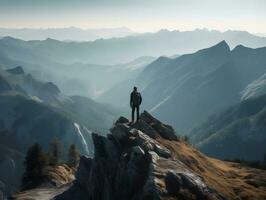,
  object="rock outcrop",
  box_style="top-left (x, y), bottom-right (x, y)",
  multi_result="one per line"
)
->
top-left (55, 111), bottom-right (226, 200)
